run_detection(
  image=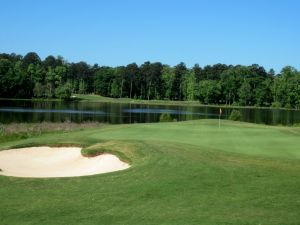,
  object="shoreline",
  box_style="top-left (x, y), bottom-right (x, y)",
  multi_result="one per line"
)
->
top-left (0, 95), bottom-right (299, 111)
